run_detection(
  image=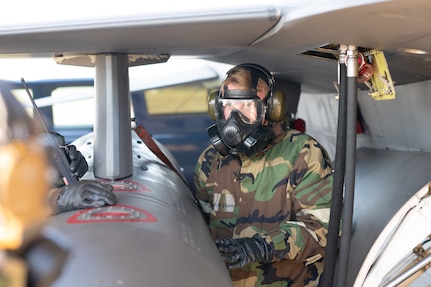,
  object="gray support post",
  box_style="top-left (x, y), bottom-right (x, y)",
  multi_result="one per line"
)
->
top-left (94, 53), bottom-right (133, 179)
